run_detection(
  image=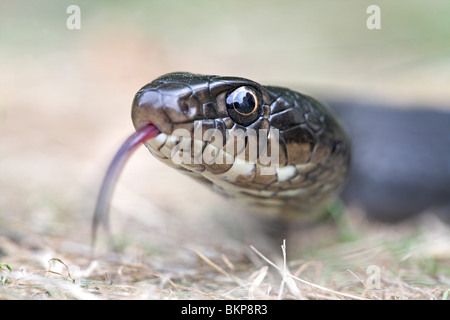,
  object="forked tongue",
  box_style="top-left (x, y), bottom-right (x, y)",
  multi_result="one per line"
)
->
top-left (92, 123), bottom-right (160, 246)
